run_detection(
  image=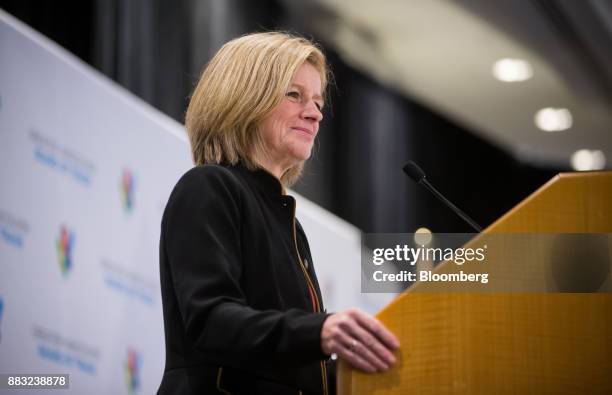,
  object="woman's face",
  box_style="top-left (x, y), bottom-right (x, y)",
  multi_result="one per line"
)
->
top-left (258, 62), bottom-right (324, 177)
